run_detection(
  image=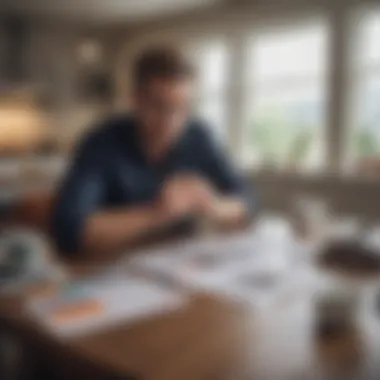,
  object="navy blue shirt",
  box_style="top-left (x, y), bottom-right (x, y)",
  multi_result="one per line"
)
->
top-left (51, 115), bottom-right (255, 253)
